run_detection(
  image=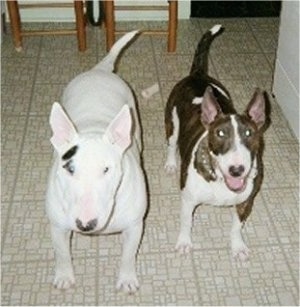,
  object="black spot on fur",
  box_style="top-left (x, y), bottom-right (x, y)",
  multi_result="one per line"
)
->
top-left (62, 145), bottom-right (78, 160)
